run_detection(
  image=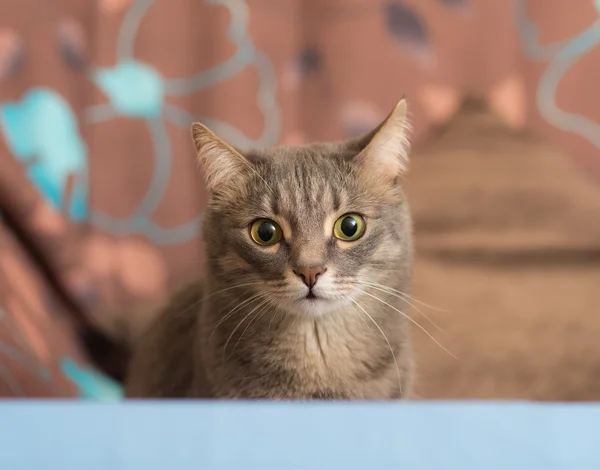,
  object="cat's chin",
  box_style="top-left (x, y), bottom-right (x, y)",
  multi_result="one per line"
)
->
top-left (279, 296), bottom-right (348, 317)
